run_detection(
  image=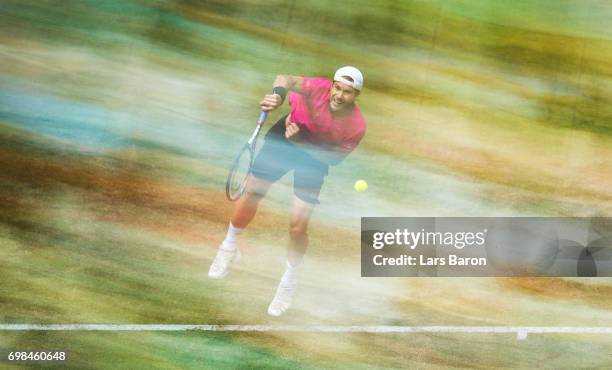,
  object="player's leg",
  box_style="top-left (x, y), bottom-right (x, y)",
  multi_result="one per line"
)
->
top-left (267, 152), bottom-right (327, 316)
top-left (288, 196), bottom-right (315, 266)
top-left (231, 175), bottom-right (272, 229)
top-left (268, 196), bottom-right (315, 316)
top-left (208, 176), bottom-right (272, 279)
top-left (209, 117), bottom-right (291, 279)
